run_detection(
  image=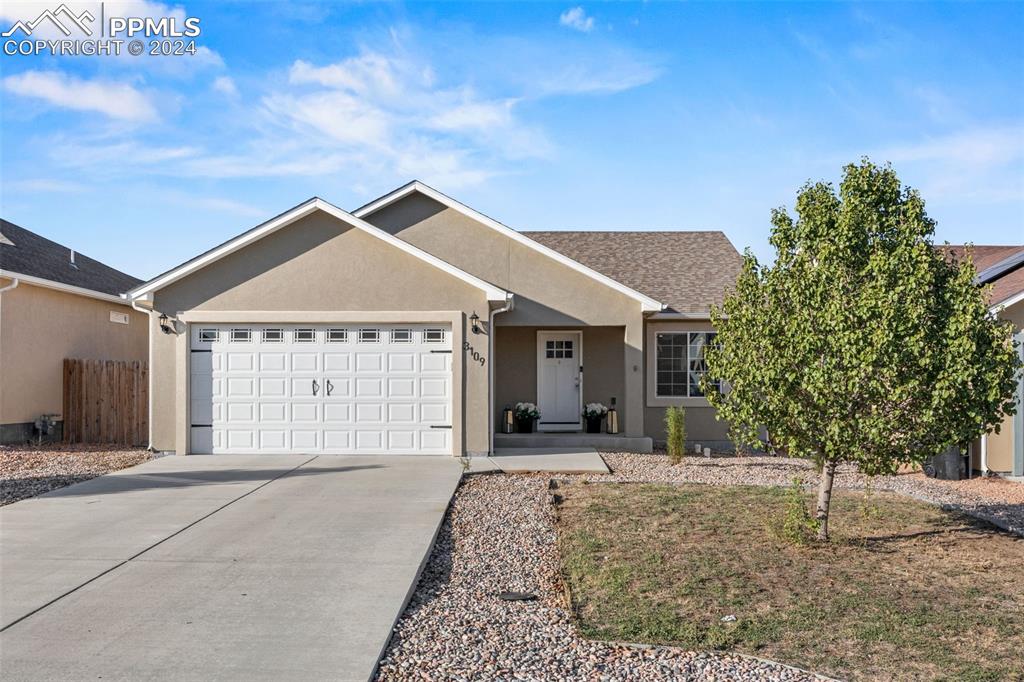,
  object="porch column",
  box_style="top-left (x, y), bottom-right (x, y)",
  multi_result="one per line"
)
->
top-left (623, 310), bottom-right (645, 436)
